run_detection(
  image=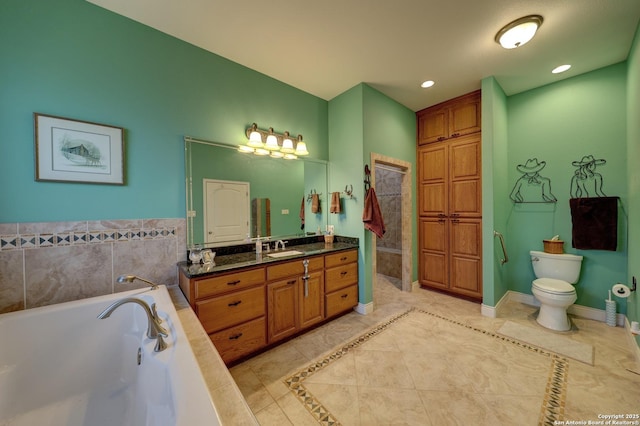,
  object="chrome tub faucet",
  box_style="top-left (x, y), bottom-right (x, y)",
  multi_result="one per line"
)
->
top-left (98, 297), bottom-right (168, 352)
